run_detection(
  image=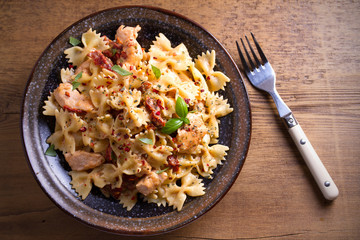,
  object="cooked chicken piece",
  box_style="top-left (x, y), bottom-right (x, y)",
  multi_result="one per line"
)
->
top-left (175, 113), bottom-right (208, 152)
top-left (135, 158), bottom-right (152, 177)
top-left (64, 150), bottom-right (105, 171)
top-left (136, 171), bottom-right (167, 196)
top-left (115, 25), bottom-right (140, 44)
top-left (54, 83), bottom-right (94, 113)
top-left (115, 25), bottom-right (143, 65)
top-left (75, 59), bottom-right (92, 75)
